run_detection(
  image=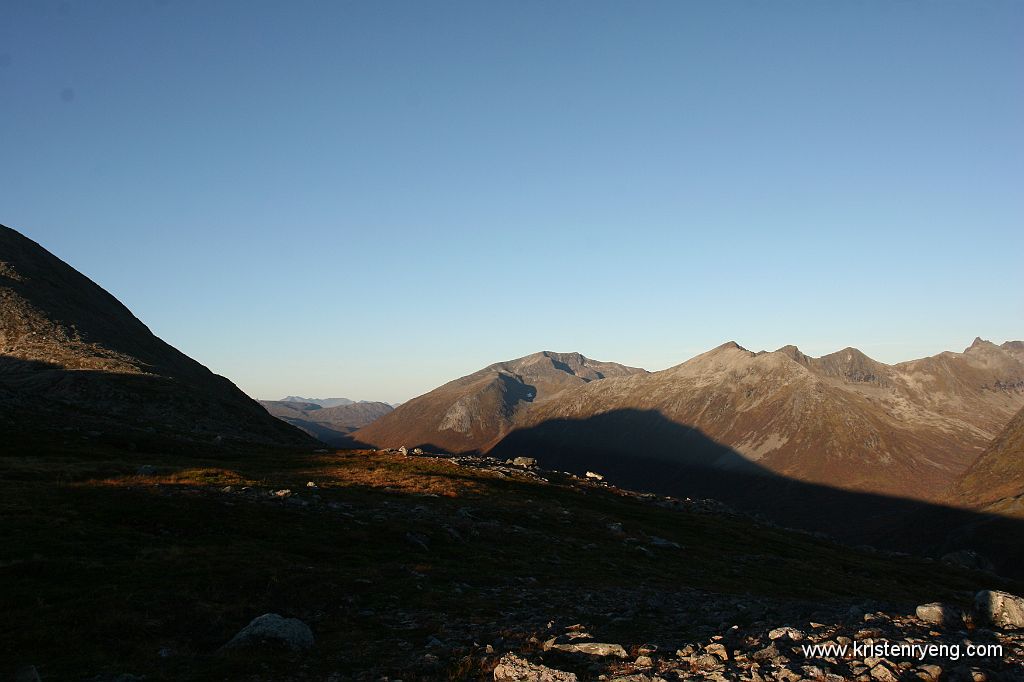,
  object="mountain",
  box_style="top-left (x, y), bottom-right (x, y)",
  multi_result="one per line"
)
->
top-left (483, 340), bottom-right (1024, 503)
top-left (0, 224), bottom-right (312, 447)
top-left (351, 351), bottom-right (647, 452)
top-left (260, 399), bottom-right (393, 446)
top-left (280, 396), bottom-right (355, 408)
top-left (947, 404), bottom-right (1024, 514)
